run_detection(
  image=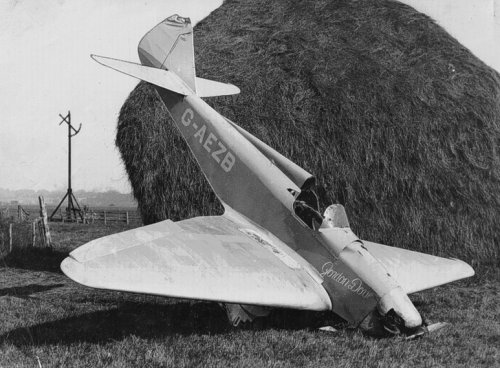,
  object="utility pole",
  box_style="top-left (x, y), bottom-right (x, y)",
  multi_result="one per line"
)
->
top-left (49, 111), bottom-right (84, 222)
